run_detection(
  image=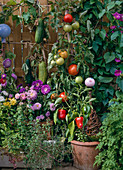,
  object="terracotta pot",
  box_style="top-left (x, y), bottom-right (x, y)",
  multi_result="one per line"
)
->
top-left (71, 140), bottom-right (99, 170)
